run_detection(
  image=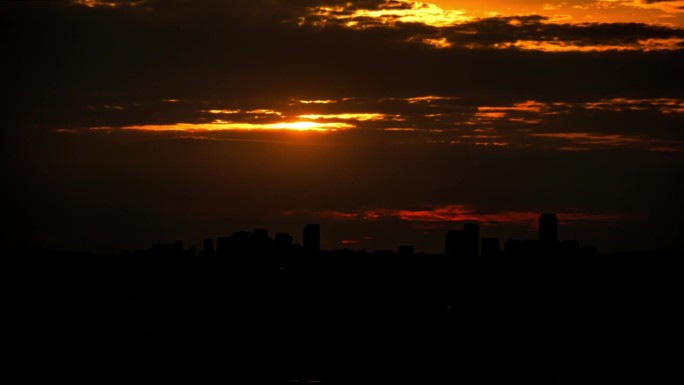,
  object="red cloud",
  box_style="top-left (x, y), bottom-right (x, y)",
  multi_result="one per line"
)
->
top-left (313, 205), bottom-right (621, 225)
